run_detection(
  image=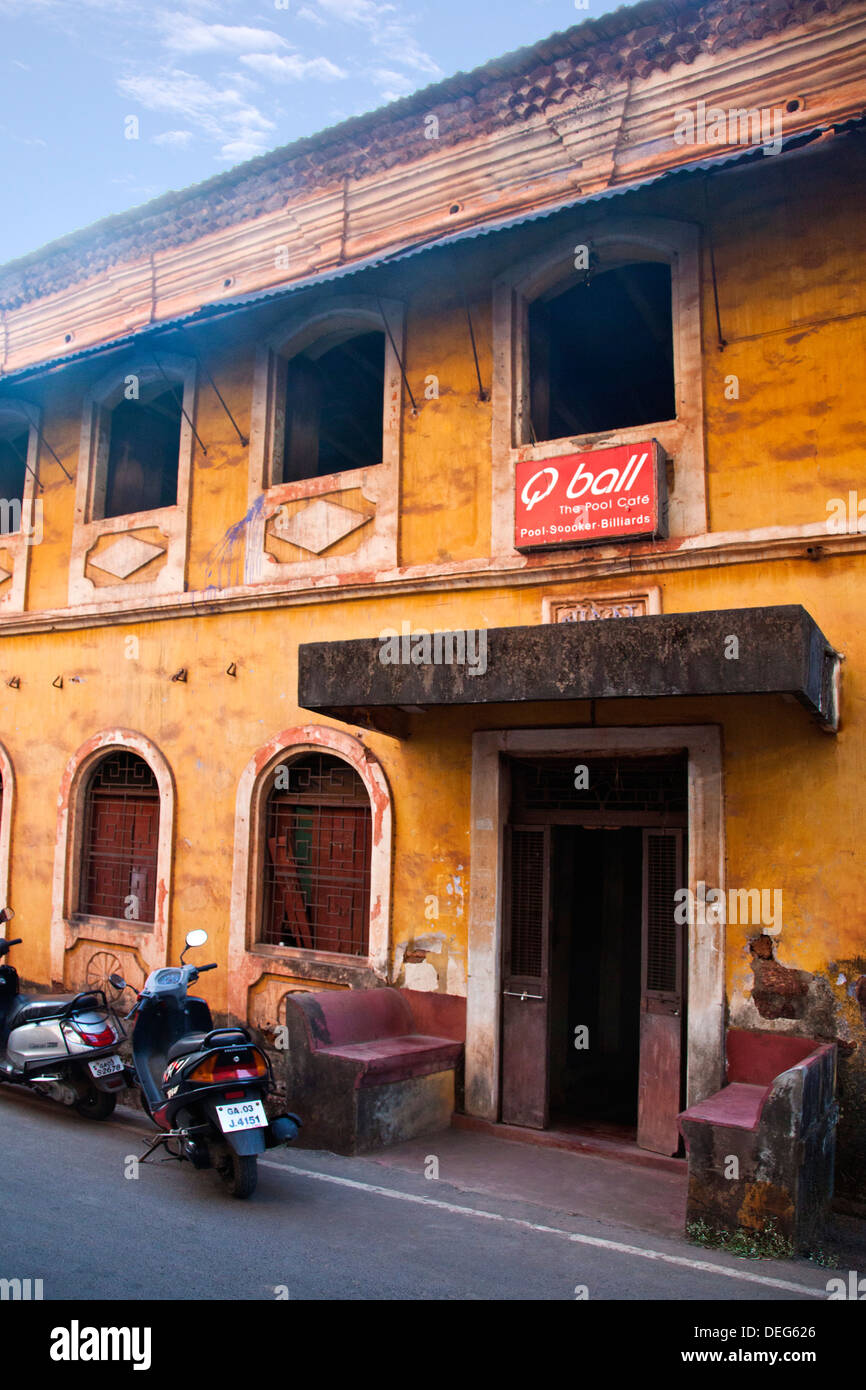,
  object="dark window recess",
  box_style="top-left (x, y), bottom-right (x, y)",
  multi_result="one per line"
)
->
top-left (79, 752), bottom-right (160, 923)
top-left (0, 431), bottom-right (29, 528)
top-left (261, 753), bottom-right (372, 956)
top-left (510, 755), bottom-right (687, 818)
top-left (103, 387), bottom-right (182, 519)
top-left (281, 331), bottom-right (384, 483)
top-left (528, 262), bottom-right (675, 442)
